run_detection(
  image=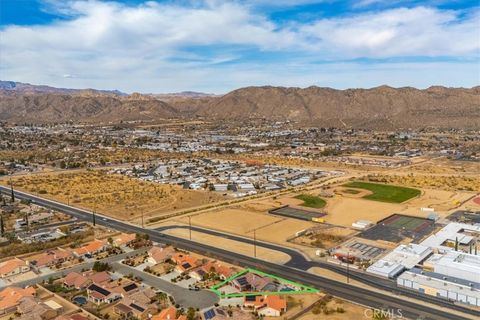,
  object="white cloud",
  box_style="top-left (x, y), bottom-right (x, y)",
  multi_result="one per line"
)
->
top-left (0, 0), bottom-right (478, 92)
top-left (300, 6), bottom-right (480, 57)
